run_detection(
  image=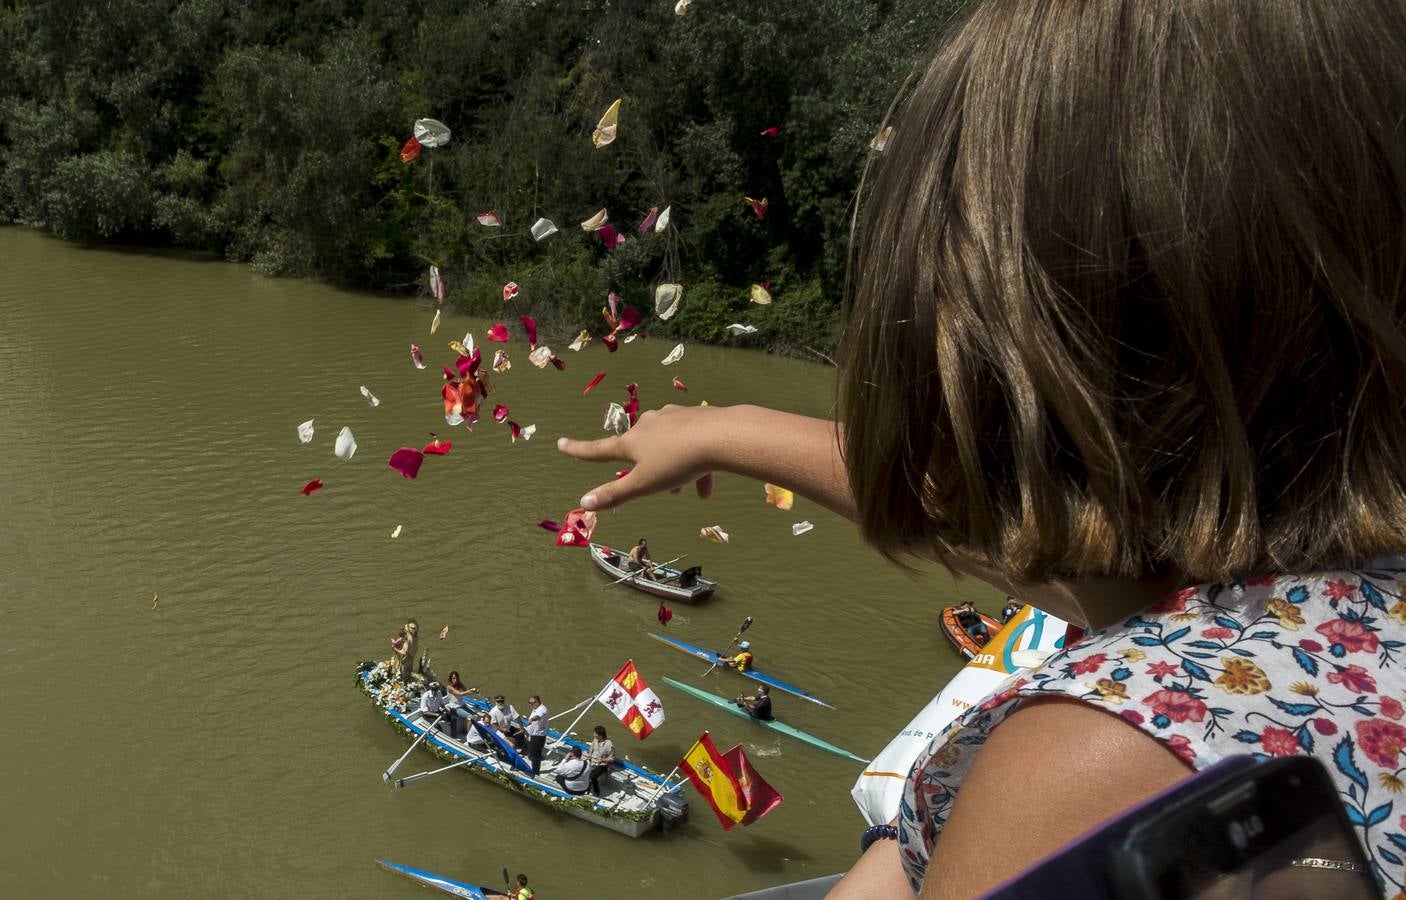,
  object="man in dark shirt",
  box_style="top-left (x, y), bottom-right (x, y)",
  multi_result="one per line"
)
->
top-left (736, 684), bottom-right (773, 721)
